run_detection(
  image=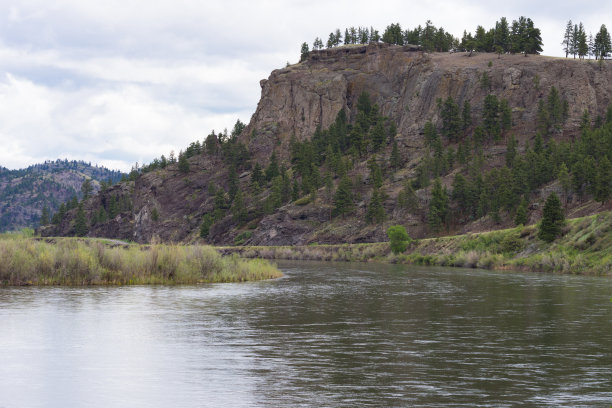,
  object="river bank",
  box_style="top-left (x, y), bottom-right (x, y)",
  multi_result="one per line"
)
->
top-left (0, 236), bottom-right (282, 286)
top-left (218, 212), bottom-right (612, 276)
